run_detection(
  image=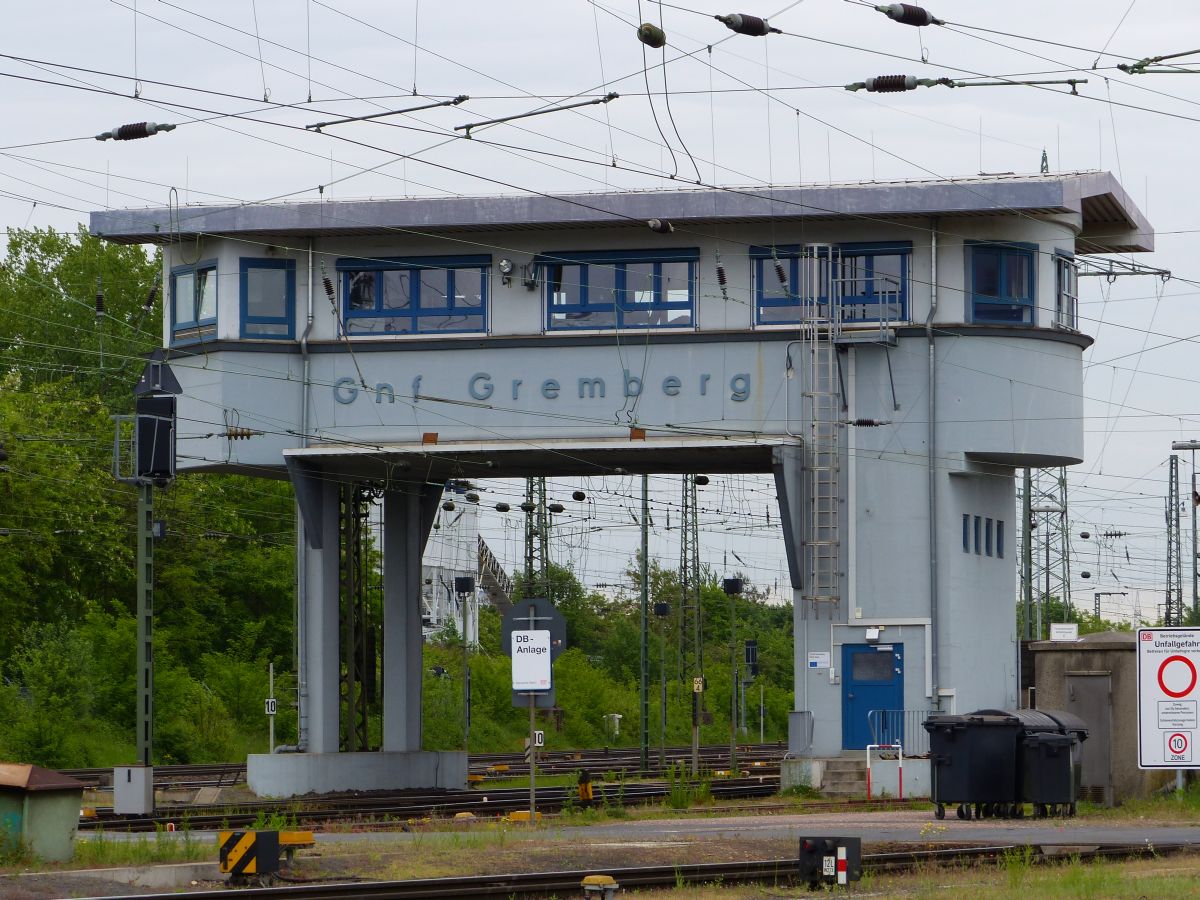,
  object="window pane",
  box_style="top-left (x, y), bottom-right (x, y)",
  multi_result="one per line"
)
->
top-left (985, 518), bottom-right (993, 557)
top-left (851, 650), bottom-right (893, 682)
top-left (842, 254), bottom-right (868, 298)
top-left (872, 254), bottom-right (903, 295)
top-left (974, 250), bottom-right (1000, 297)
top-left (348, 272), bottom-right (376, 311)
top-left (587, 263), bottom-right (617, 306)
top-left (625, 263), bottom-right (655, 306)
top-left (246, 267), bottom-right (287, 318)
top-left (1004, 253), bottom-right (1030, 300)
top-left (419, 313), bottom-right (484, 332)
top-left (419, 269), bottom-right (449, 310)
top-left (759, 305), bottom-right (801, 325)
top-left (382, 271), bottom-right (411, 311)
top-left (248, 322), bottom-right (289, 336)
top-left (174, 272), bottom-right (195, 324)
top-left (974, 515), bottom-right (981, 554)
top-left (549, 265), bottom-right (582, 307)
top-left (661, 262), bottom-right (690, 304)
top-left (345, 316), bottom-right (411, 335)
top-left (554, 307), bottom-right (614, 328)
top-left (453, 269), bottom-right (483, 309)
top-left (197, 269), bottom-right (217, 320)
top-left (997, 521), bottom-right (1005, 559)
top-left (963, 514), bottom-right (970, 552)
